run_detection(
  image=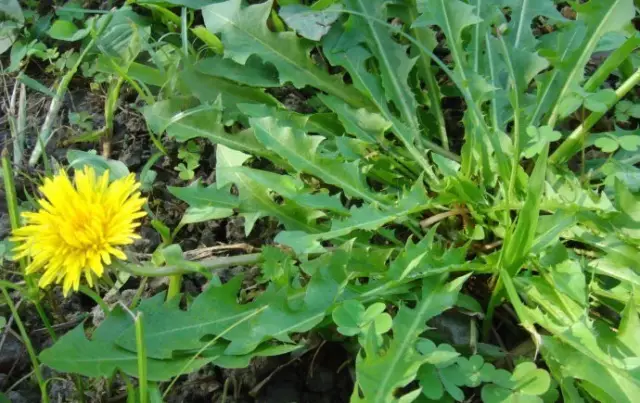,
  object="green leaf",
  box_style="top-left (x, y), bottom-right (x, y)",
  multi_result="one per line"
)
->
top-left (203, 0), bottom-right (367, 108)
top-left (616, 100), bottom-right (640, 122)
top-left (503, 0), bottom-right (566, 50)
top-left (96, 8), bottom-right (150, 60)
top-left (414, 0), bottom-right (481, 63)
top-left (279, 4), bottom-right (342, 41)
top-left (523, 126), bottom-right (561, 158)
top-left (143, 99), bottom-right (269, 158)
top-left (416, 339), bottom-right (460, 366)
top-left (540, 327), bottom-right (640, 403)
top-left (594, 136), bottom-right (621, 153)
top-left (539, 0), bottom-right (635, 124)
top-left (179, 68), bottom-right (281, 122)
top-left (17, 73), bottom-right (57, 98)
top-left (353, 275), bottom-right (469, 402)
top-left (584, 89), bottom-right (617, 113)
top-left (216, 145), bottom-right (322, 235)
top-left (511, 362), bottom-right (551, 395)
top-left (0, 0), bottom-right (24, 23)
top-left (345, 0), bottom-right (419, 133)
top-left (501, 144), bottom-right (549, 274)
top-left (194, 55), bottom-right (280, 88)
top-left (169, 181), bottom-right (239, 210)
top-left (250, 116), bottom-right (384, 204)
top-left (317, 94), bottom-right (390, 144)
top-left (40, 306), bottom-right (208, 381)
top-left (615, 178), bottom-right (640, 222)
top-left (333, 300), bottom-right (365, 336)
top-left (47, 20), bottom-right (89, 41)
top-left (276, 182), bottom-right (430, 254)
top-left (66, 150), bottom-right (129, 181)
